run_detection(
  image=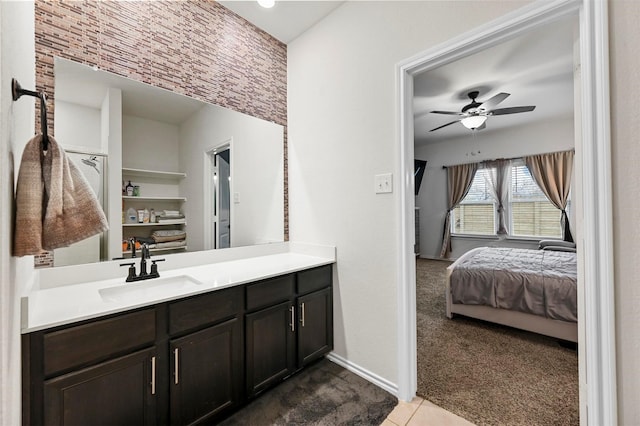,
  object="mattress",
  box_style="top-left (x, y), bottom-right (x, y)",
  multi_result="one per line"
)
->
top-left (449, 247), bottom-right (577, 322)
